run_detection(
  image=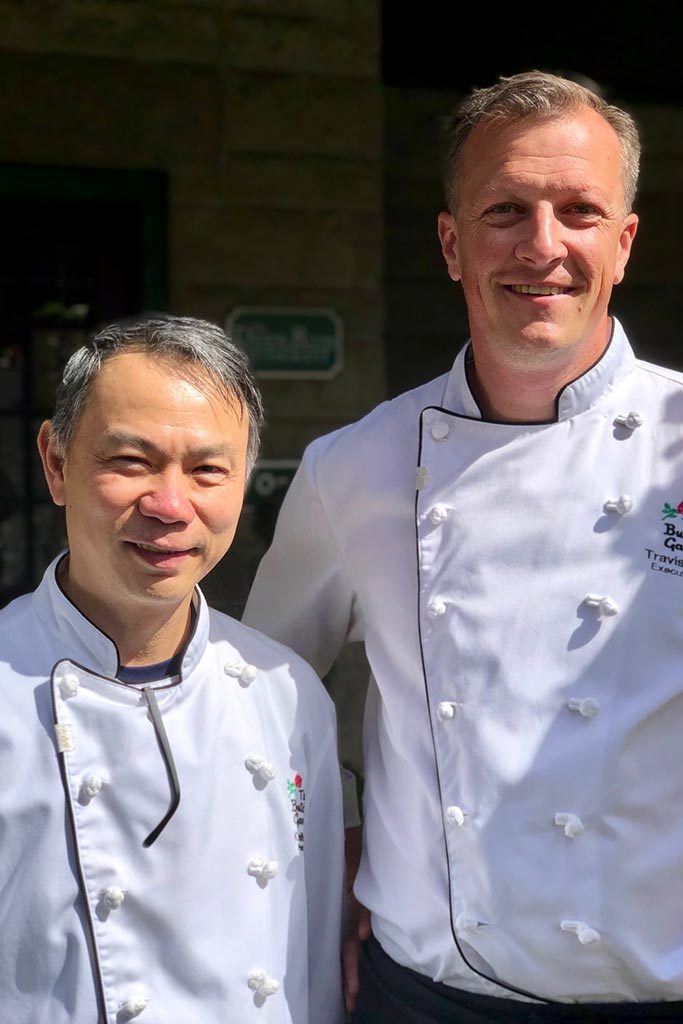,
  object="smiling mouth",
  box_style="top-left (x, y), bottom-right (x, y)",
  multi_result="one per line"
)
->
top-left (128, 541), bottom-right (197, 555)
top-left (505, 284), bottom-right (573, 296)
